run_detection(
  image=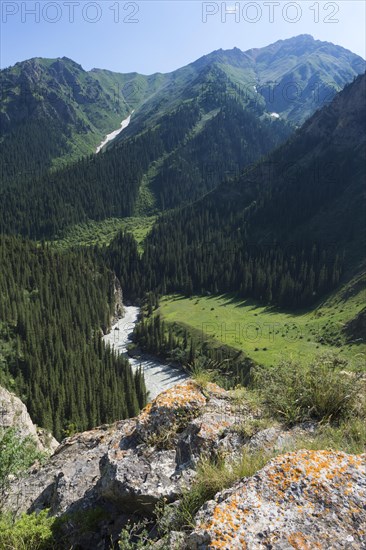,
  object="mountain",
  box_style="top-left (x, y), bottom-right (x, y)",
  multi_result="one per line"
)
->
top-left (107, 35), bottom-right (365, 211)
top-left (134, 72), bottom-right (366, 307)
top-left (242, 34), bottom-right (366, 123)
top-left (117, 34), bottom-right (365, 139)
top-left (0, 56), bottom-right (167, 183)
top-left (0, 35), bottom-right (364, 230)
top-left (1, 36), bottom-right (364, 238)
